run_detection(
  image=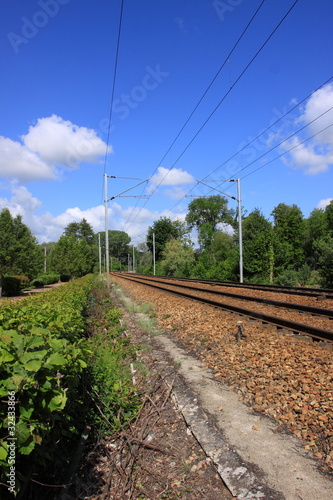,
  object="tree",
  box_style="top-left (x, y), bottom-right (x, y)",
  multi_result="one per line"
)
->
top-left (160, 239), bottom-right (195, 277)
top-left (136, 242), bottom-right (152, 273)
top-left (0, 208), bottom-right (43, 295)
top-left (146, 217), bottom-right (182, 261)
top-left (51, 235), bottom-right (92, 279)
top-left (97, 230), bottom-right (131, 268)
top-left (271, 203), bottom-right (305, 273)
top-left (64, 218), bottom-right (95, 244)
top-left (63, 219), bottom-right (97, 272)
top-left (242, 209), bottom-right (273, 282)
top-left (315, 236), bottom-right (333, 288)
top-left (325, 200), bottom-right (333, 235)
top-left (186, 196), bottom-right (234, 251)
top-left (304, 208), bottom-right (328, 267)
